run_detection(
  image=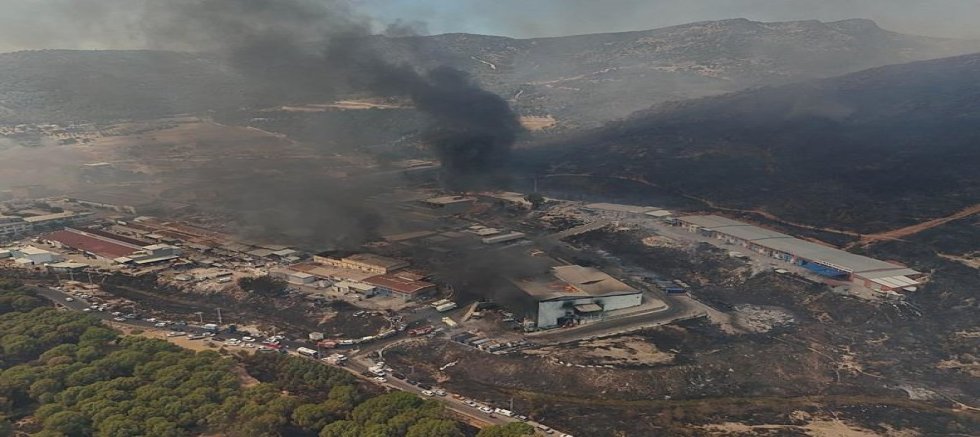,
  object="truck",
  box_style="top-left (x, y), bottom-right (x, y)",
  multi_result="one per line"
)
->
top-left (435, 302), bottom-right (458, 312)
top-left (296, 347), bottom-right (320, 358)
top-left (441, 317), bottom-right (458, 328)
top-left (317, 340), bottom-right (338, 349)
top-left (493, 408), bottom-right (514, 417)
top-left (409, 326), bottom-right (434, 336)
